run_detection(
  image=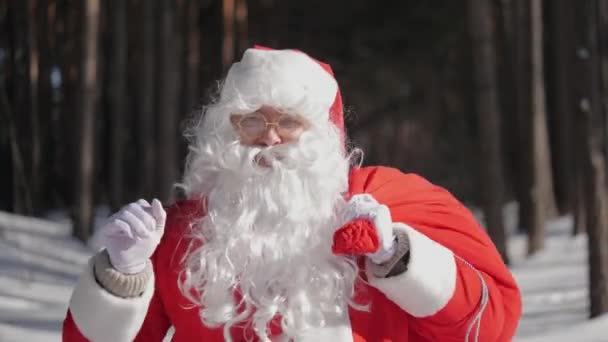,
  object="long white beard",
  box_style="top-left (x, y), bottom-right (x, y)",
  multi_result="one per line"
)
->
top-left (180, 126), bottom-right (360, 341)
